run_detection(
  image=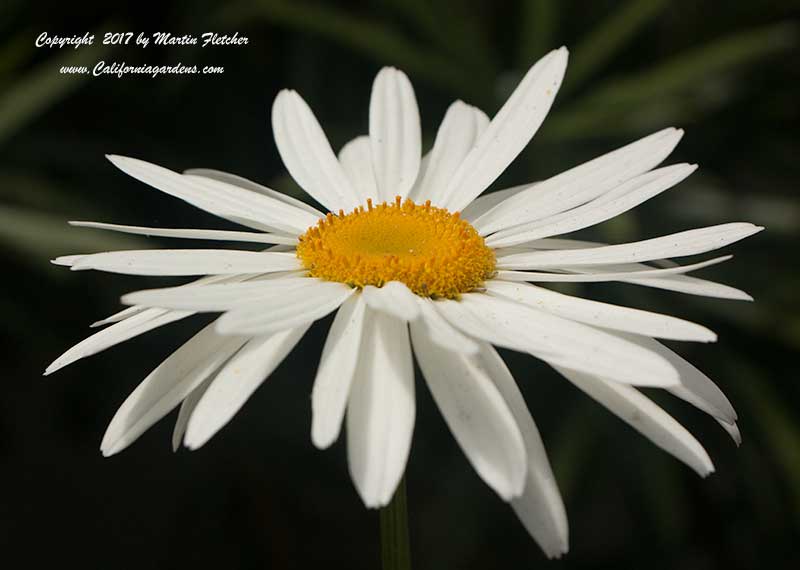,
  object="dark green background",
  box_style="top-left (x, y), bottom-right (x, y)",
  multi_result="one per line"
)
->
top-left (2, 1), bottom-right (799, 568)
